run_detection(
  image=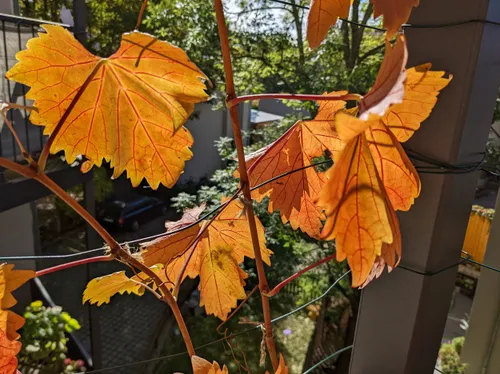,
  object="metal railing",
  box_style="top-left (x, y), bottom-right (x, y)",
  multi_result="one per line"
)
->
top-left (0, 13), bottom-right (70, 167)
